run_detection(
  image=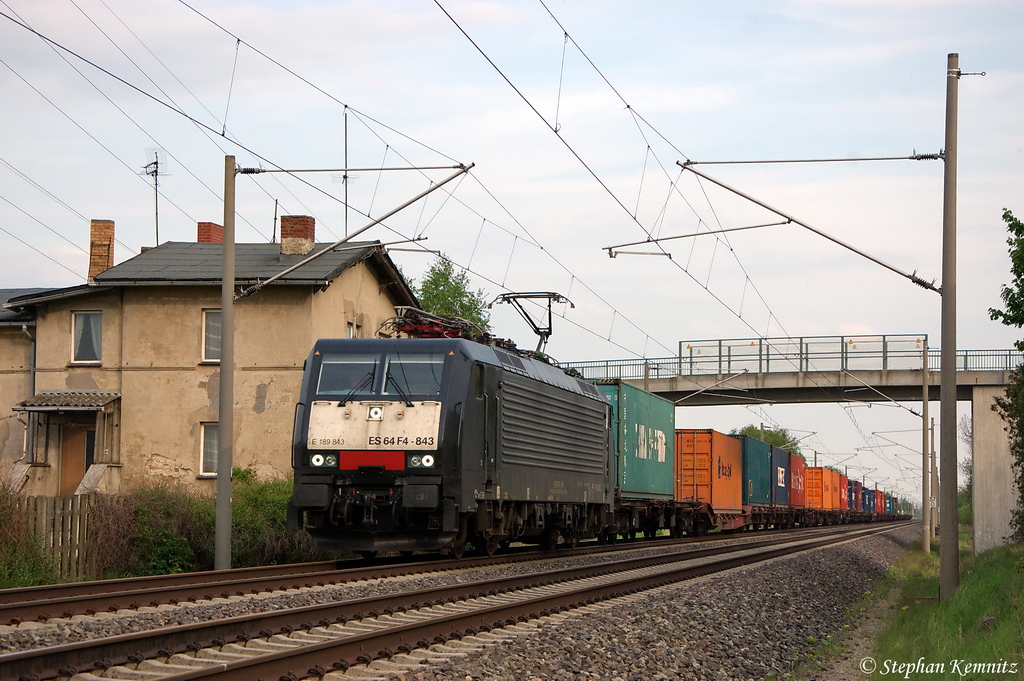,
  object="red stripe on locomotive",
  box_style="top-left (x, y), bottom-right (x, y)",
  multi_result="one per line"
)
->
top-left (338, 451), bottom-right (405, 470)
